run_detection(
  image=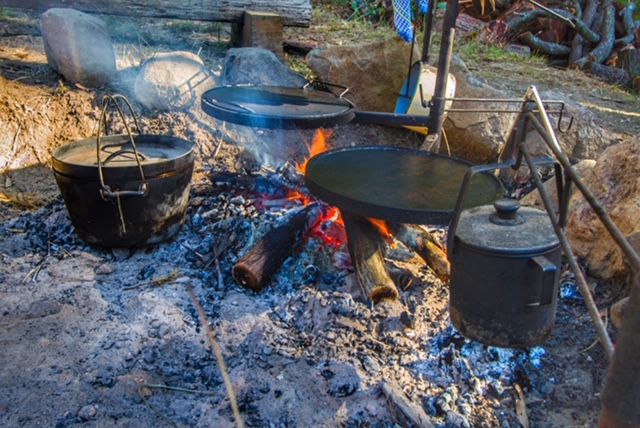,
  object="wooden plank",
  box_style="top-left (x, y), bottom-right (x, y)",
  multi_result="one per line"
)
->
top-left (241, 11), bottom-right (283, 59)
top-left (0, 0), bottom-right (311, 27)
